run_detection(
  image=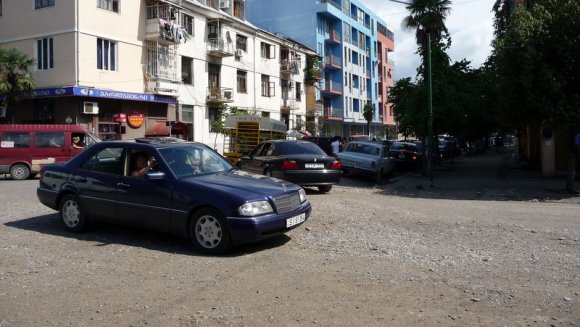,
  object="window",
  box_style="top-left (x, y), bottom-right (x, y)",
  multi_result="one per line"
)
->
top-left (260, 75), bottom-right (274, 97)
top-left (236, 34), bottom-right (247, 52)
top-left (237, 70), bottom-right (247, 93)
top-left (97, 38), bottom-right (116, 71)
top-left (97, 0), bottom-right (119, 13)
top-left (181, 13), bottom-right (193, 35)
top-left (295, 82), bottom-right (301, 101)
top-left (181, 56), bottom-right (193, 85)
top-left (260, 42), bottom-right (275, 59)
top-left (36, 38), bottom-right (54, 70)
top-left (181, 105), bottom-right (194, 123)
top-left (34, 132), bottom-right (65, 148)
top-left (81, 147), bottom-right (124, 175)
top-left (261, 111), bottom-right (270, 118)
top-left (0, 0), bottom-right (2, 16)
top-left (1, 133), bottom-right (30, 148)
top-left (35, 0), bottom-right (54, 9)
